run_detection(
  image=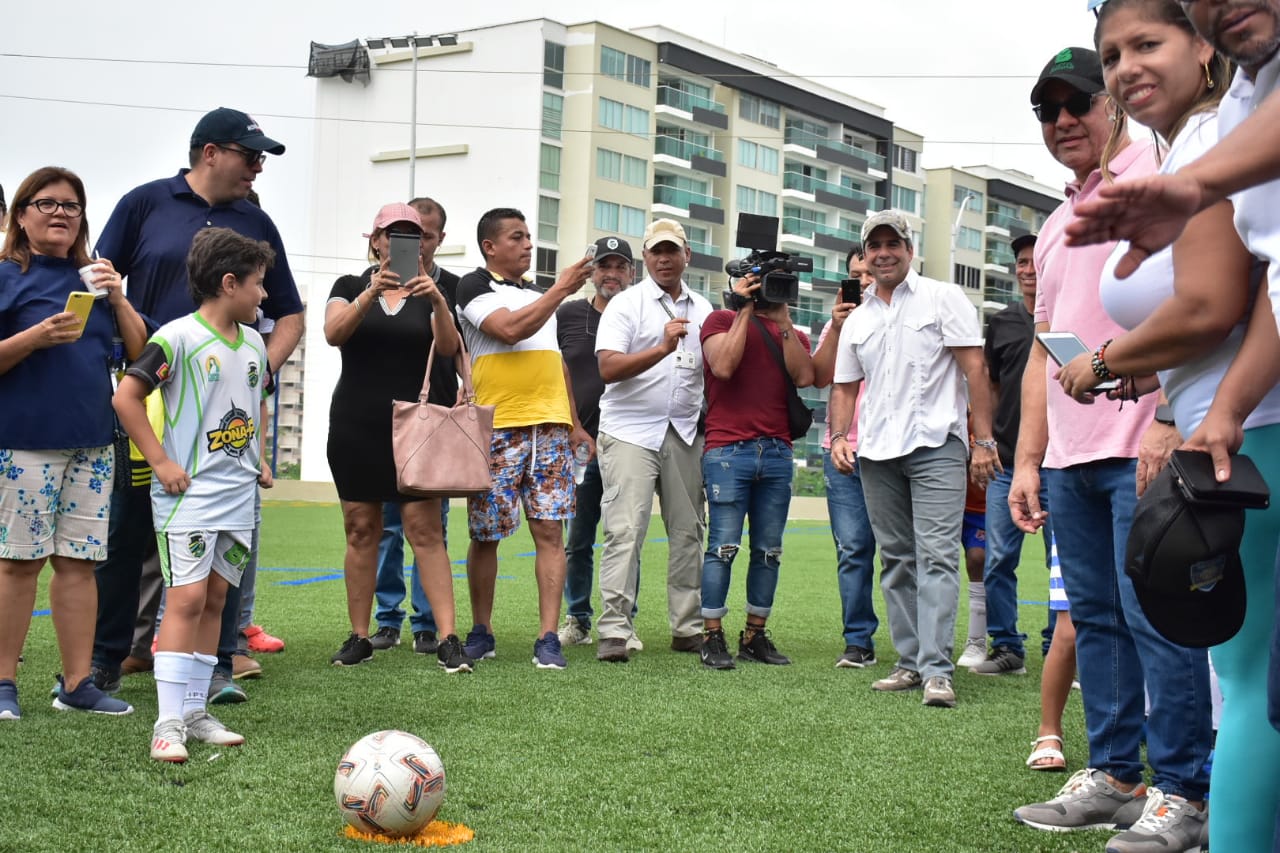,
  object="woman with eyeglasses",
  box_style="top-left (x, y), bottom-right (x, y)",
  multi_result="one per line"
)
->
top-left (322, 202), bottom-right (472, 673)
top-left (0, 166), bottom-right (146, 720)
top-left (1057, 1), bottom-right (1280, 849)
